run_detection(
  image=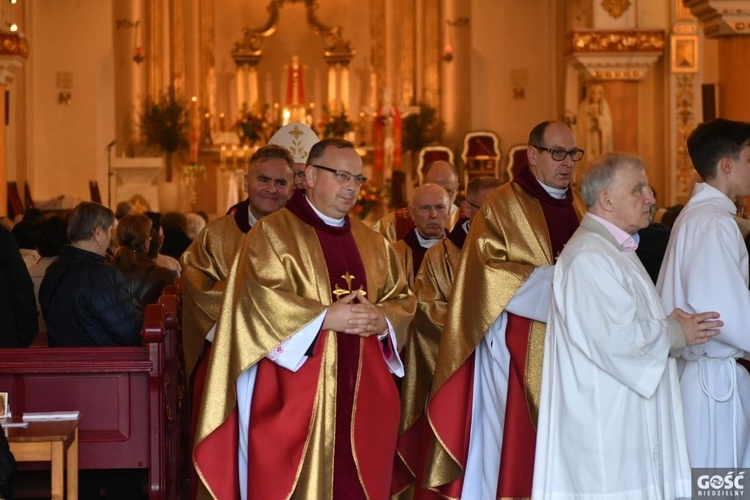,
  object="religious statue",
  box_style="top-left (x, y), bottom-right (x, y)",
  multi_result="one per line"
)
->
top-left (284, 55), bottom-right (306, 124)
top-left (576, 83), bottom-right (613, 163)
